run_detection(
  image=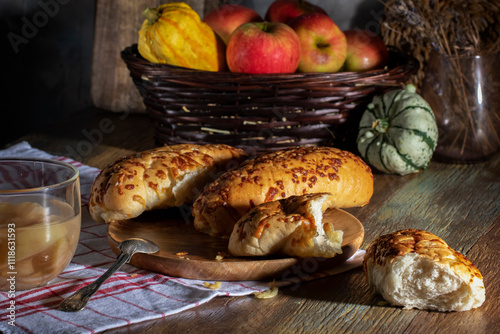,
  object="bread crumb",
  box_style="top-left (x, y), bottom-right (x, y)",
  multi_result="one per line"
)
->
top-left (203, 281), bottom-right (222, 290)
top-left (176, 251), bottom-right (188, 256)
top-left (253, 281), bottom-right (278, 299)
top-left (129, 274), bottom-right (138, 278)
top-left (215, 251), bottom-right (230, 261)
